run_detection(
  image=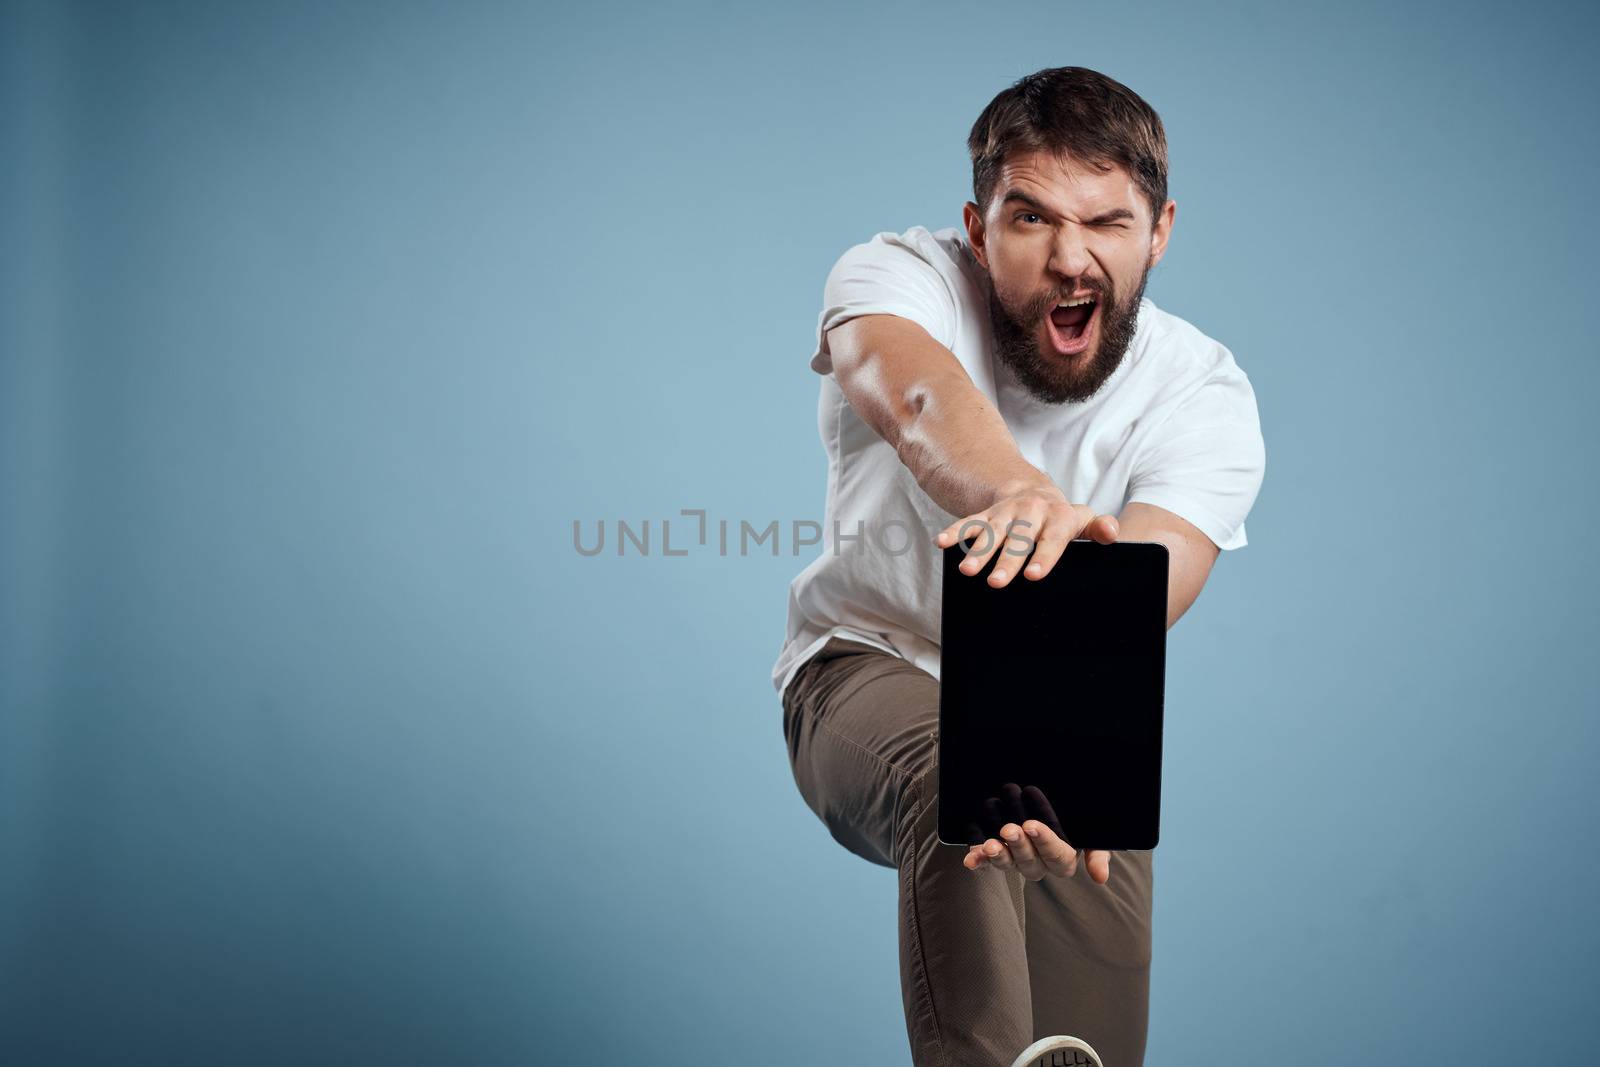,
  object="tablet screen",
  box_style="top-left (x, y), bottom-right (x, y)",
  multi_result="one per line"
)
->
top-left (937, 538), bottom-right (1168, 851)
